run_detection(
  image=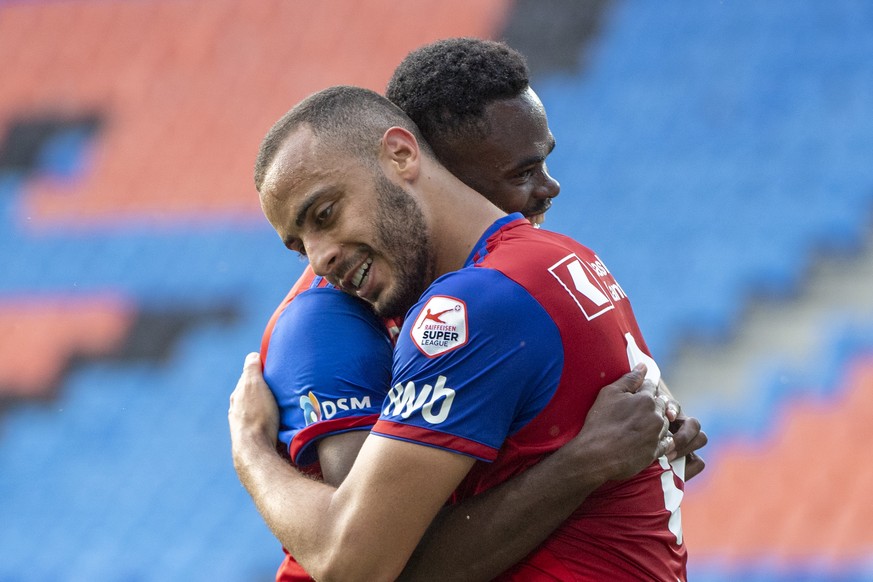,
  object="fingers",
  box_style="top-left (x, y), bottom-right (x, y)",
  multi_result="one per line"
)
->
top-left (611, 363), bottom-right (648, 394)
top-left (637, 378), bottom-right (659, 399)
top-left (668, 416), bottom-right (707, 460)
top-left (672, 429), bottom-right (708, 462)
top-left (664, 397), bottom-right (680, 423)
top-left (230, 352), bottom-right (266, 410)
top-left (656, 432), bottom-right (674, 459)
top-left (653, 391), bottom-right (672, 458)
top-left (684, 452), bottom-right (706, 481)
top-left (244, 351), bottom-right (261, 372)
